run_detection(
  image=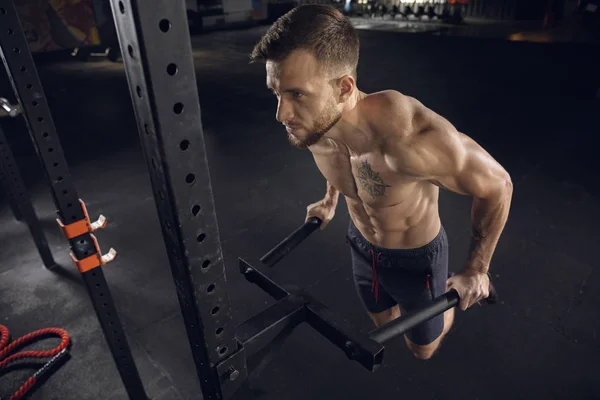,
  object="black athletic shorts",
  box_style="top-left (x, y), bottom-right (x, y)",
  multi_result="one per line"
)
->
top-left (346, 219), bottom-right (449, 346)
